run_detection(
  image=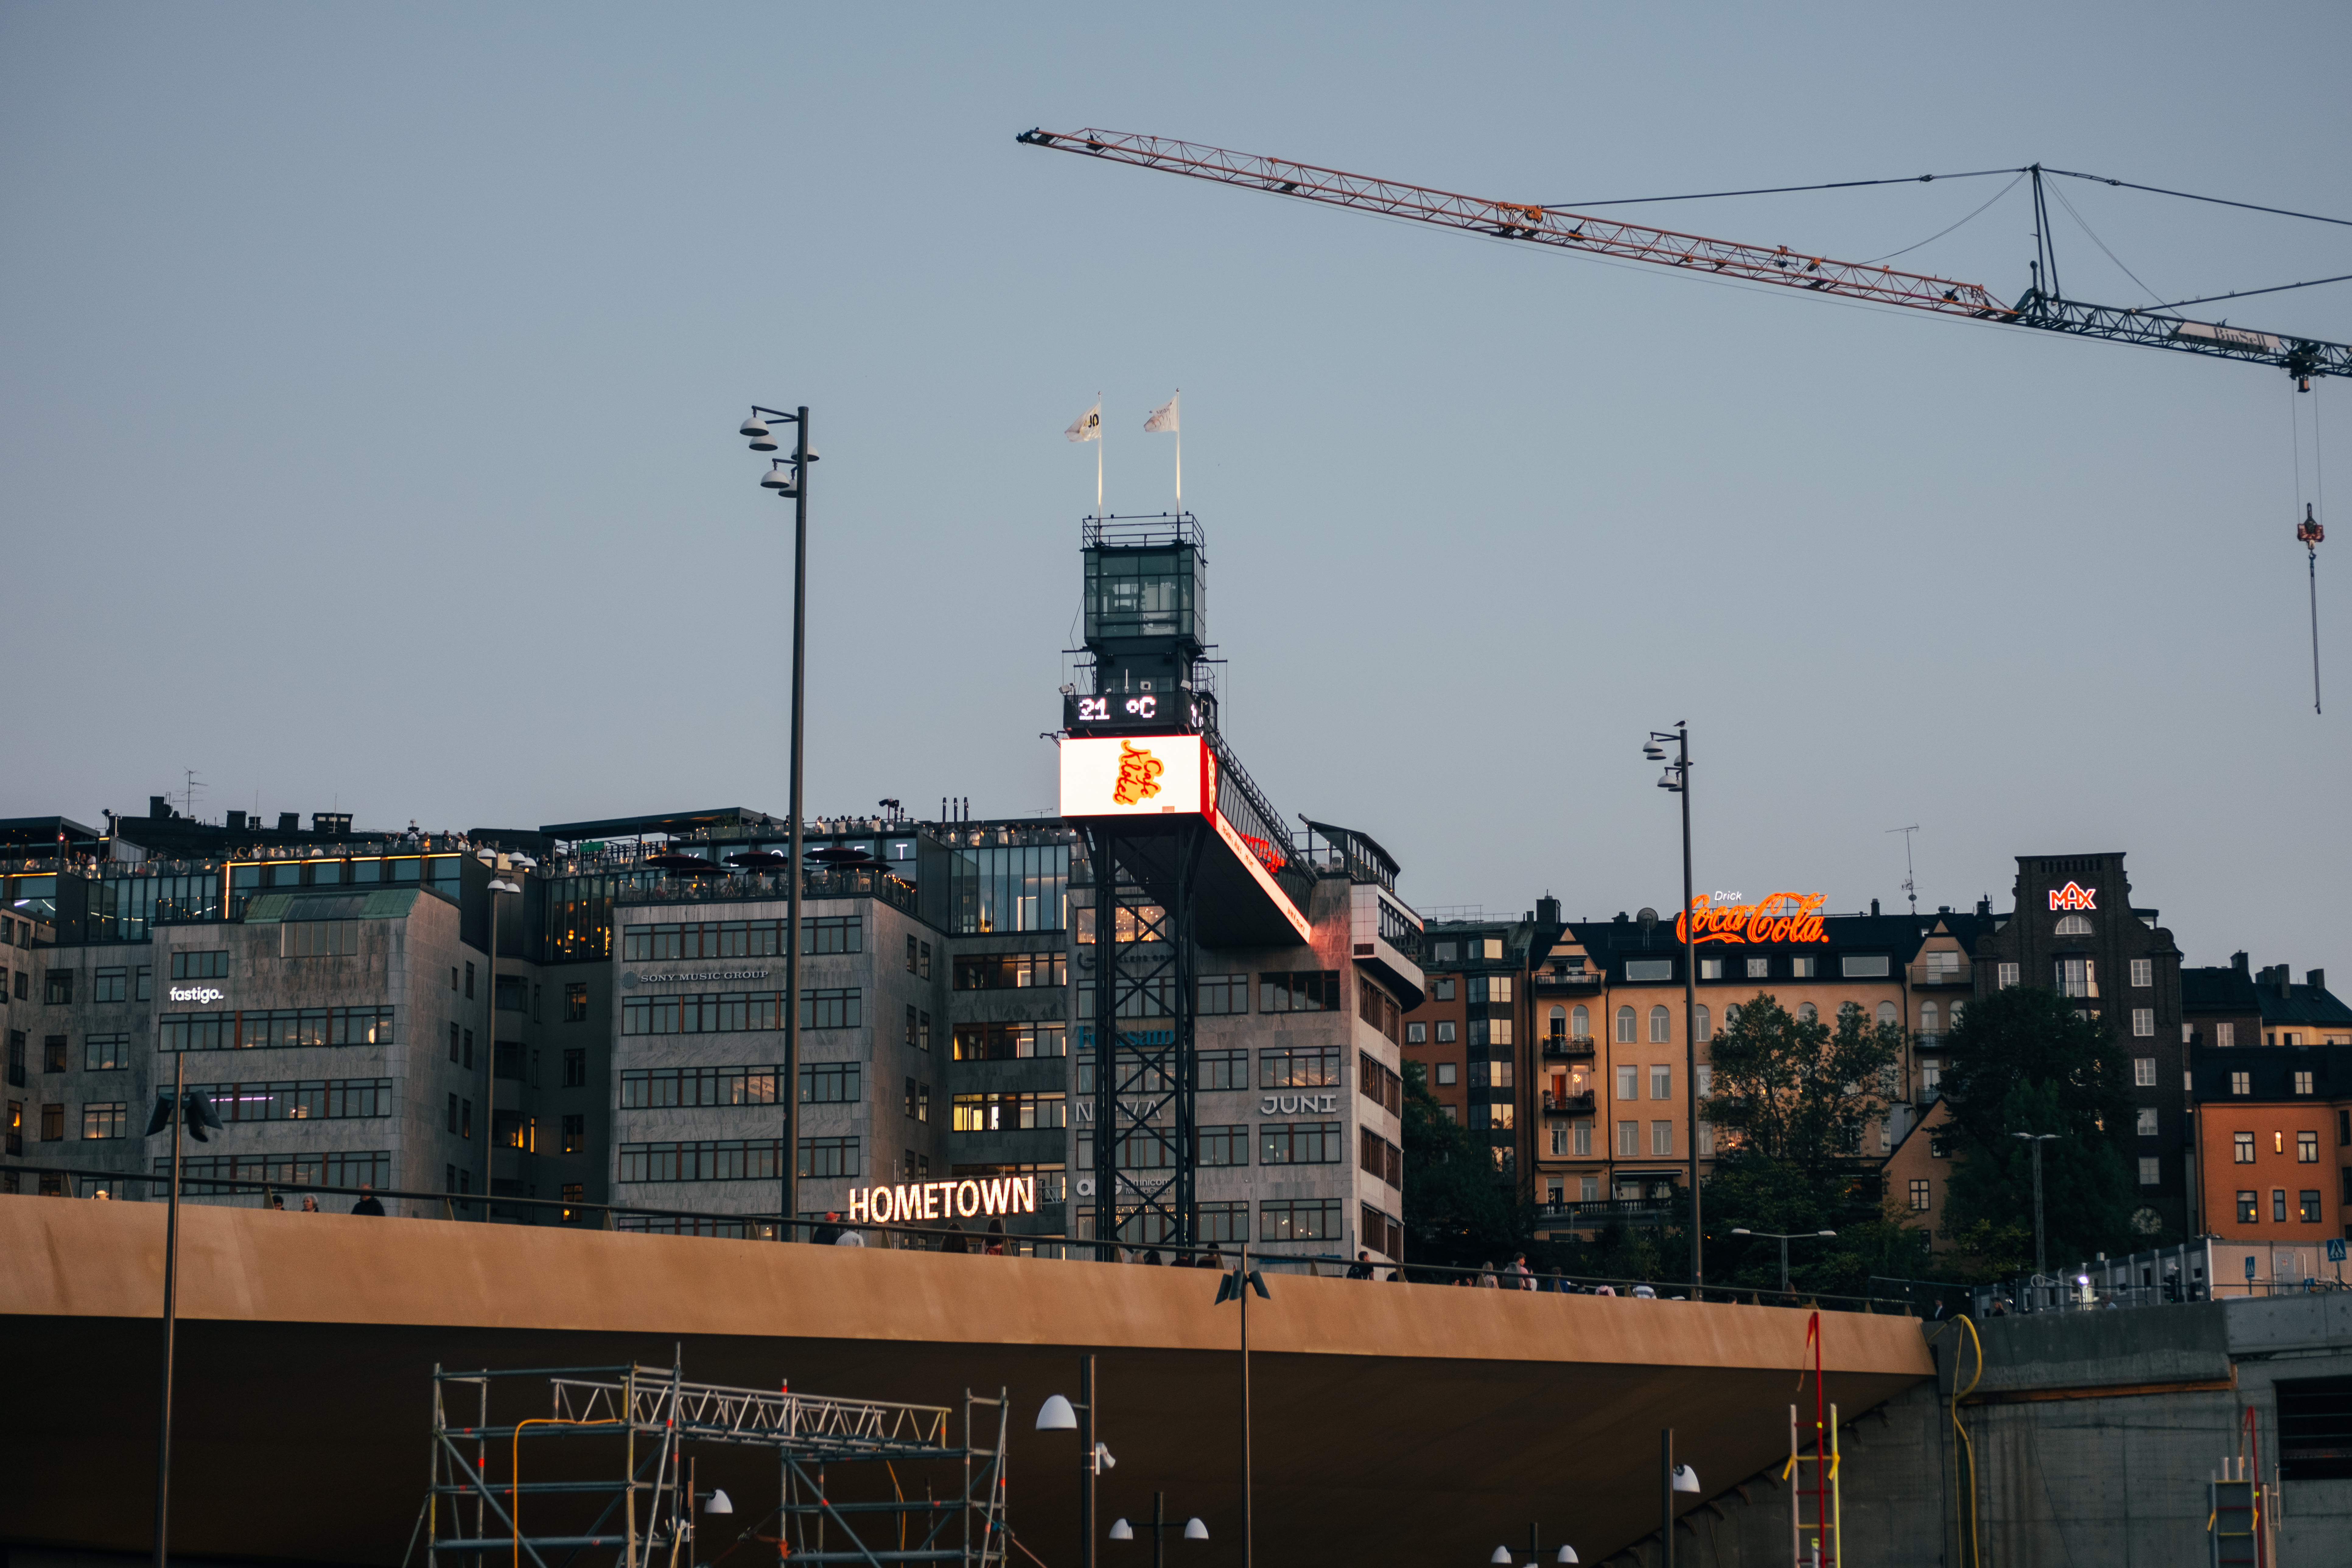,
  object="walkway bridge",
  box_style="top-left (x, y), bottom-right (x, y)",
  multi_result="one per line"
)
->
top-left (0, 1196), bottom-right (1932, 1566)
